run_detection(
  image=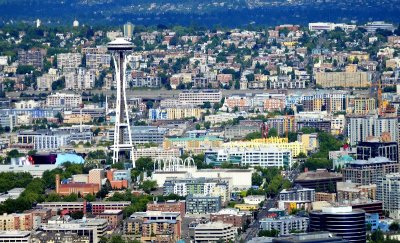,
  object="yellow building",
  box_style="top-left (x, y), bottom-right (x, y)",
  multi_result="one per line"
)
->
top-left (166, 107), bottom-right (202, 120)
top-left (163, 136), bottom-right (223, 154)
top-left (234, 204), bottom-right (259, 211)
top-left (63, 114), bottom-right (92, 124)
top-left (345, 64), bottom-right (358, 73)
top-left (223, 137), bottom-right (306, 157)
top-left (298, 133), bottom-right (319, 152)
top-left (282, 41), bottom-right (298, 47)
top-left (353, 98), bottom-right (376, 114)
